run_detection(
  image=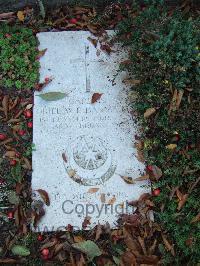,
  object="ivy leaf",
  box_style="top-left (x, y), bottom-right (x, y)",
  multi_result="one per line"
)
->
top-left (72, 240), bottom-right (102, 261)
top-left (36, 92), bottom-right (67, 101)
top-left (134, 174), bottom-right (149, 181)
top-left (123, 79), bottom-right (141, 85)
top-left (11, 245), bottom-right (30, 257)
top-left (36, 189), bottom-right (50, 206)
